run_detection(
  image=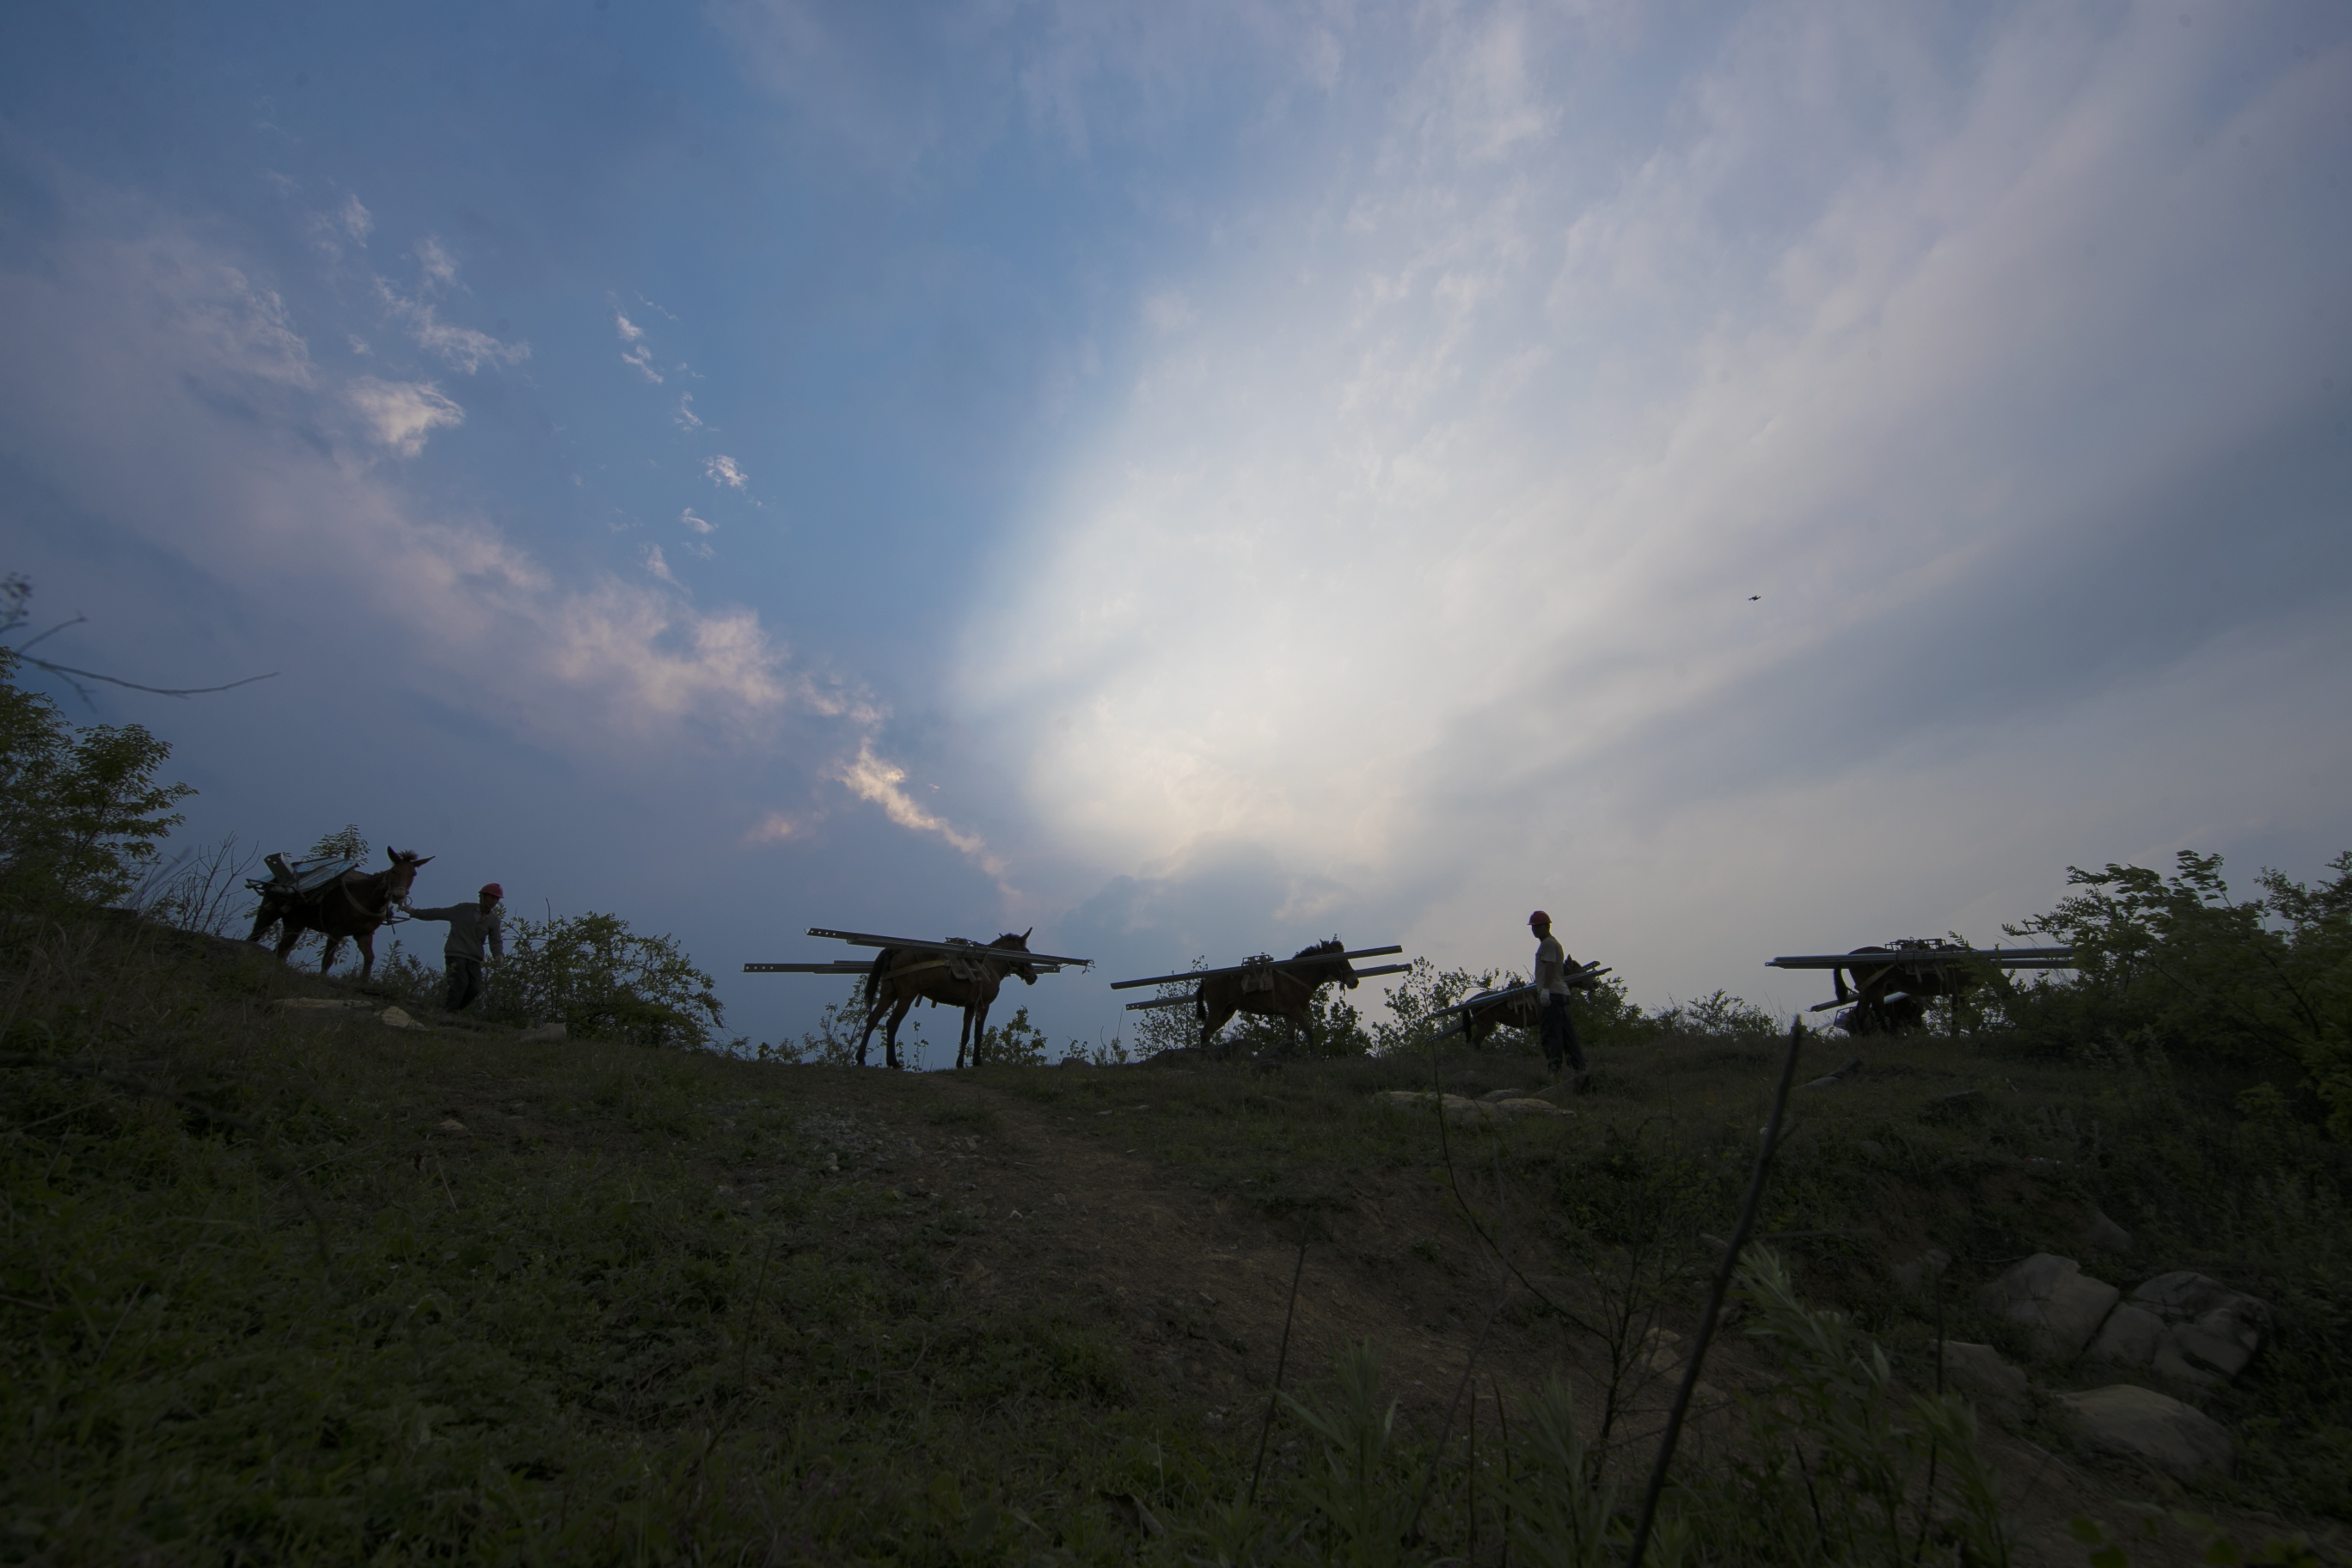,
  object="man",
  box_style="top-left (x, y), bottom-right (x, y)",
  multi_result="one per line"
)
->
top-left (405, 882), bottom-right (506, 1014)
top-left (1528, 909), bottom-right (1586, 1080)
